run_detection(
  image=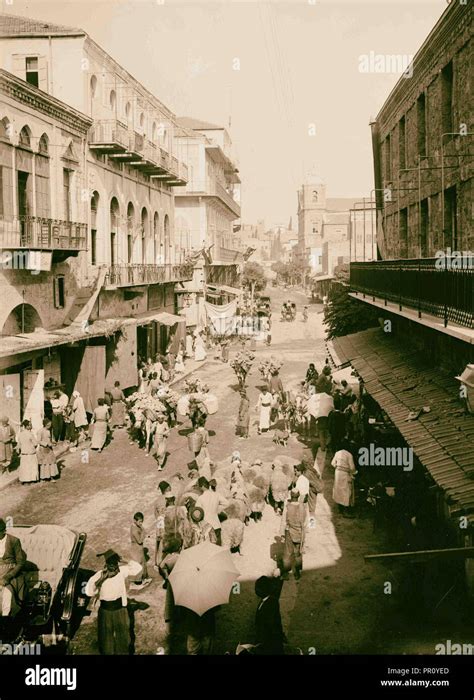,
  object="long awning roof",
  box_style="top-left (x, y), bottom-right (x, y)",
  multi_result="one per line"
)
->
top-left (329, 328), bottom-right (474, 523)
top-left (0, 311), bottom-right (183, 360)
